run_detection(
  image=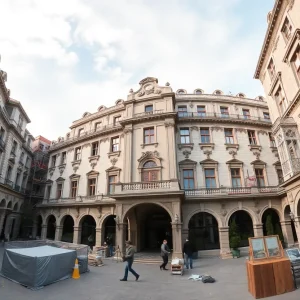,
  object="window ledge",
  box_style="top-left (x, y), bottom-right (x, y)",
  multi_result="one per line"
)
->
top-left (141, 142), bottom-right (158, 149)
top-left (225, 143), bottom-right (239, 150)
top-left (58, 163), bottom-right (66, 168)
top-left (88, 155), bottom-right (100, 161)
top-left (248, 145), bottom-right (262, 151)
top-left (178, 143), bottom-right (194, 150)
top-left (108, 151), bottom-right (121, 158)
top-left (199, 143), bottom-right (215, 150)
top-left (48, 166), bottom-right (56, 172)
top-left (71, 160), bottom-right (81, 166)
top-left (270, 146), bottom-right (278, 153)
